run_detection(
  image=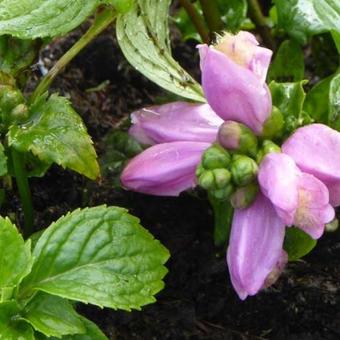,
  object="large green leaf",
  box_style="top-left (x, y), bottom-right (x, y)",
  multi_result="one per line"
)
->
top-left (20, 206), bottom-right (169, 311)
top-left (0, 0), bottom-right (102, 39)
top-left (275, 0), bottom-right (340, 44)
top-left (0, 217), bottom-right (32, 301)
top-left (0, 301), bottom-right (34, 339)
top-left (284, 227), bottom-right (317, 261)
top-left (35, 316), bottom-right (108, 340)
top-left (22, 293), bottom-right (85, 337)
top-left (268, 40), bottom-right (305, 82)
top-left (0, 36), bottom-right (38, 77)
top-left (116, 0), bottom-right (205, 102)
top-left (304, 75), bottom-right (333, 123)
top-left (8, 94), bottom-right (99, 180)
